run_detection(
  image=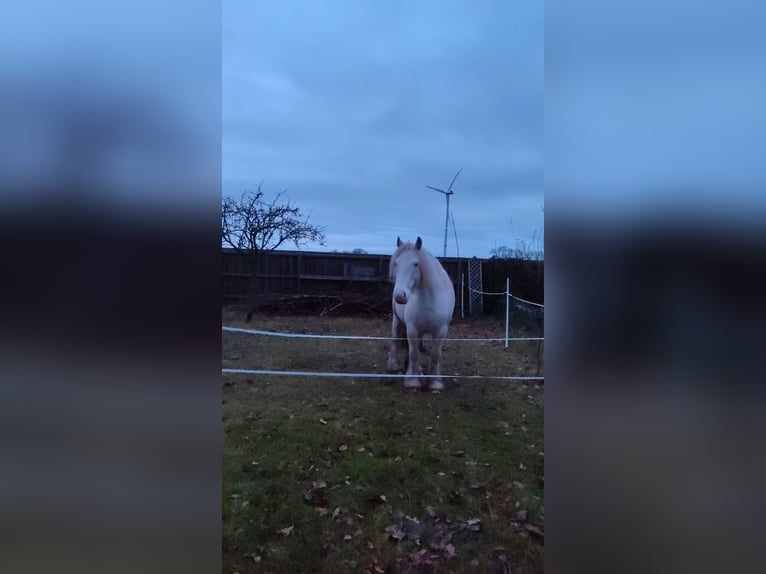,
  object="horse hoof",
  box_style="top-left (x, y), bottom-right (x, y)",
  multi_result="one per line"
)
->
top-left (404, 378), bottom-right (422, 389)
top-left (429, 380), bottom-right (444, 392)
